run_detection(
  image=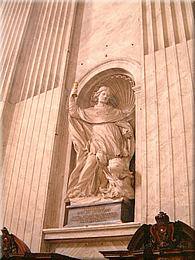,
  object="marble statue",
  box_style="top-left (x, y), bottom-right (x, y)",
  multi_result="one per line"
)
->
top-left (66, 82), bottom-right (135, 202)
